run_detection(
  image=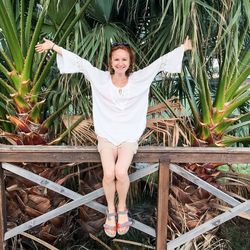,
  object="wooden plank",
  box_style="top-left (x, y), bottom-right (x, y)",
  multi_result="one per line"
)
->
top-left (0, 164), bottom-right (7, 250)
top-left (156, 159), bottom-right (170, 250)
top-left (1, 146), bottom-right (250, 245)
top-left (3, 163), bottom-right (158, 240)
top-left (129, 163), bottom-right (158, 182)
top-left (5, 197), bottom-right (93, 240)
top-left (5, 197), bottom-right (156, 241)
top-left (167, 199), bottom-right (250, 250)
top-left (3, 163), bottom-right (158, 200)
top-left (1, 146), bottom-right (250, 163)
top-left (3, 163), bottom-right (92, 200)
top-left (1, 145), bottom-right (250, 154)
top-left (170, 163), bottom-right (250, 215)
